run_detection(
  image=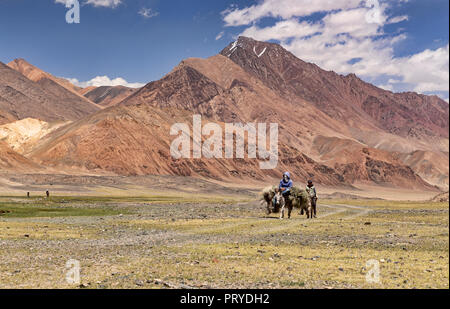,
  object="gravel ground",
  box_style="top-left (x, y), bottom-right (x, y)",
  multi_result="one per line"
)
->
top-left (0, 197), bottom-right (448, 289)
